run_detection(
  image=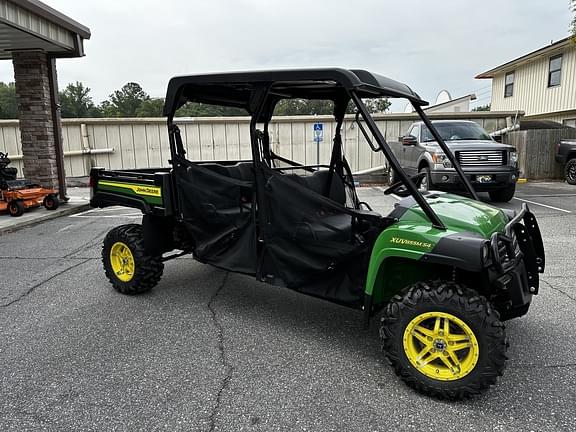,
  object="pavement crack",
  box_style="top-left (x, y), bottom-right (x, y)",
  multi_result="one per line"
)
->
top-left (0, 258), bottom-right (91, 307)
top-left (541, 279), bottom-right (576, 304)
top-left (62, 226), bottom-right (110, 259)
top-left (207, 272), bottom-right (232, 432)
